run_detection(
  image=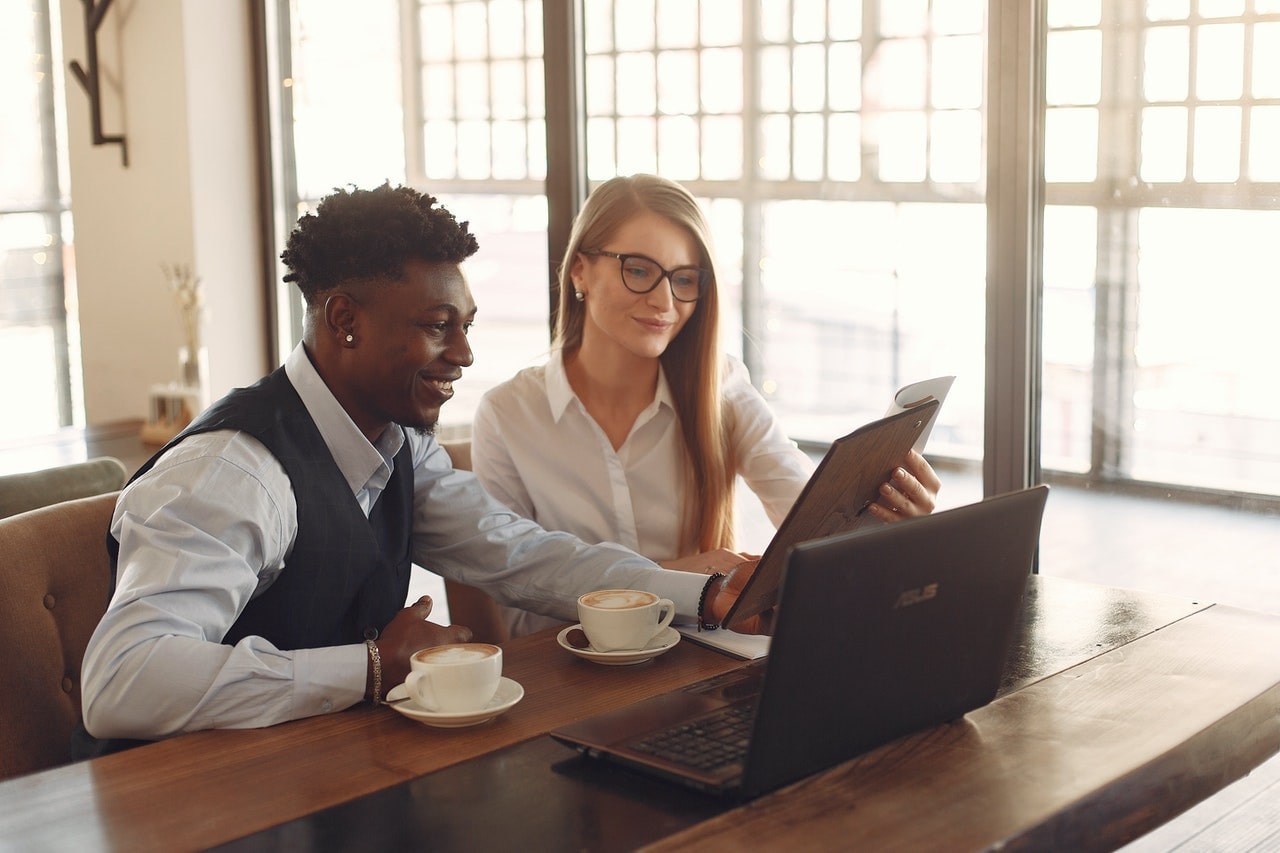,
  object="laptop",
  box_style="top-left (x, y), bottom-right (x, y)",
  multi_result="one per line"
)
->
top-left (721, 398), bottom-right (941, 630)
top-left (550, 484), bottom-right (1049, 800)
